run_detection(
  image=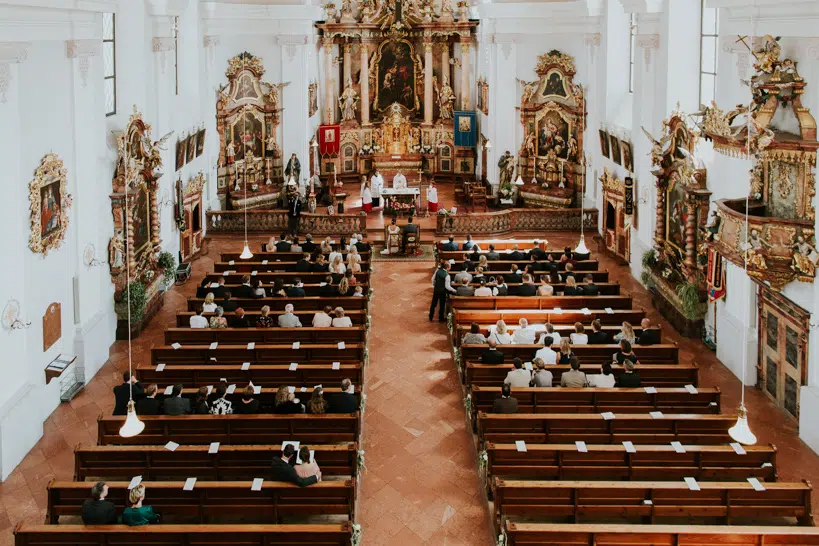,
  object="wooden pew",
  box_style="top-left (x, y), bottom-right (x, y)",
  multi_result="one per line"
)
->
top-left (97, 414), bottom-right (361, 446)
top-left (502, 522), bottom-right (819, 546)
top-left (450, 295), bottom-right (633, 311)
top-left (187, 297), bottom-right (368, 312)
top-left (465, 362), bottom-right (698, 388)
top-left (449, 270), bottom-right (610, 283)
top-left (454, 324), bottom-right (660, 346)
top-left (213, 260), bottom-right (370, 273)
top-left (477, 412), bottom-right (736, 445)
top-left (165, 327), bottom-right (366, 345)
top-left (469, 386), bottom-right (720, 424)
top-left (447, 258), bottom-right (600, 272)
top-left (492, 479), bottom-right (813, 526)
top-left (14, 523), bottom-right (355, 546)
top-left (204, 271), bottom-right (370, 285)
top-left (221, 251), bottom-right (370, 262)
top-left (463, 282), bottom-right (623, 296)
top-left (148, 387), bottom-right (361, 414)
top-left (436, 239), bottom-right (578, 253)
top-left (460, 344), bottom-right (679, 365)
top-left (151, 343), bottom-right (365, 366)
top-left (453, 309), bottom-right (645, 327)
top-left (483, 443), bottom-right (778, 483)
top-left (47, 479), bottom-right (357, 524)
top-left (74, 443), bottom-right (359, 481)
top-left (198, 283), bottom-right (370, 298)
top-left (176, 310), bottom-right (367, 327)
top-left (138, 364), bottom-right (363, 389)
